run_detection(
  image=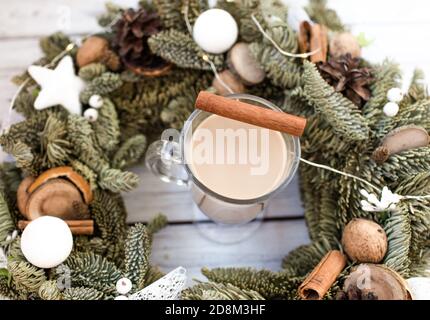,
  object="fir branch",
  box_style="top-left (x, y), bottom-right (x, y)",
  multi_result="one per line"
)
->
top-left (98, 168), bottom-right (139, 193)
top-left (90, 190), bottom-right (127, 262)
top-left (383, 204), bottom-right (411, 277)
top-left (60, 252), bottom-right (121, 296)
top-left (202, 267), bottom-right (302, 300)
top-left (12, 91), bottom-right (37, 118)
top-left (153, 0), bottom-right (185, 30)
top-left (302, 60), bottom-right (369, 142)
top-left (160, 94), bottom-right (196, 129)
top-left (123, 224), bottom-right (151, 291)
top-left (112, 134), bottom-right (147, 170)
top-left (182, 0), bottom-right (209, 26)
top-left (0, 138), bottom-right (34, 174)
top-left (216, 0), bottom-right (262, 42)
top-left (67, 114), bottom-right (109, 173)
top-left (91, 98), bottom-right (120, 154)
top-left (80, 72), bottom-right (123, 103)
top-left (305, 0), bottom-right (345, 32)
top-left (146, 213), bottom-right (168, 235)
top-left (39, 32), bottom-right (75, 60)
top-left (0, 192), bottom-right (14, 246)
top-left (40, 114), bottom-right (71, 167)
top-left (362, 60), bottom-right (401, 135)
top-left (98, 2), bottom-right (123, 27)
top-left (183, 281), bottom-right (265, 300)
top-left (148, 29), bottom-right (224, 70)
top-left (62, 287), bottom-right (104, 300)
top-left (78, 63), bottom-right (107, 81)
top-left (38, 280), bottom-right (62, 300)
top-left (405, 69), bottom-right (428, 103)
top-left (70, 160), bottom-right (98, 190)
top-left (249, 24), bottom-right (302, 89)
top-left (282, 238), bottom-right (336, 276)
top-left (8, 260), bottom-right (47, 293)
